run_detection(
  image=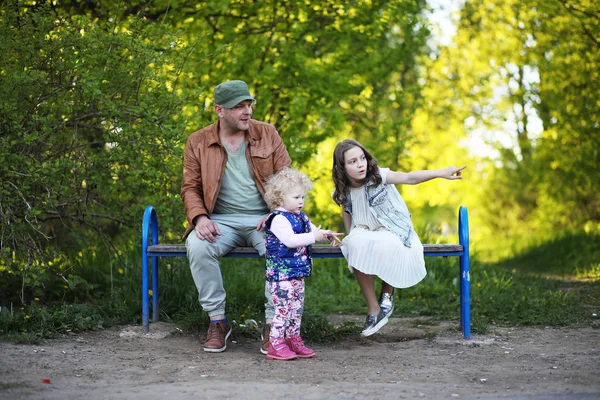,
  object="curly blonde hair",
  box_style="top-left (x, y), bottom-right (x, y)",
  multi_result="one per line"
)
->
top-left (264, 168), bottom-right (313, 210)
